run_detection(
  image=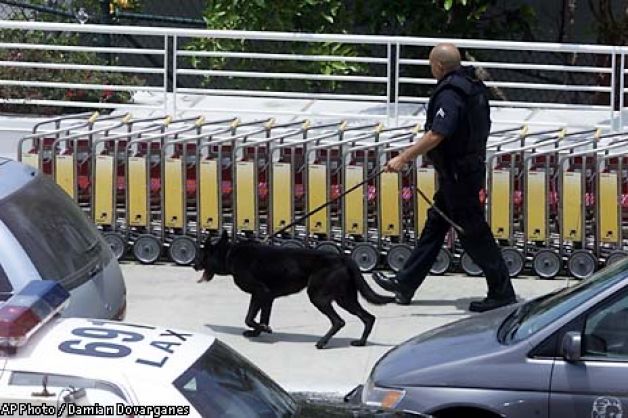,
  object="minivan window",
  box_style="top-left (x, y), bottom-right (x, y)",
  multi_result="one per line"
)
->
top-left (0, 175), bottom-right (109, 290)
top-left (500, 260), bottom-right (628, 344)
